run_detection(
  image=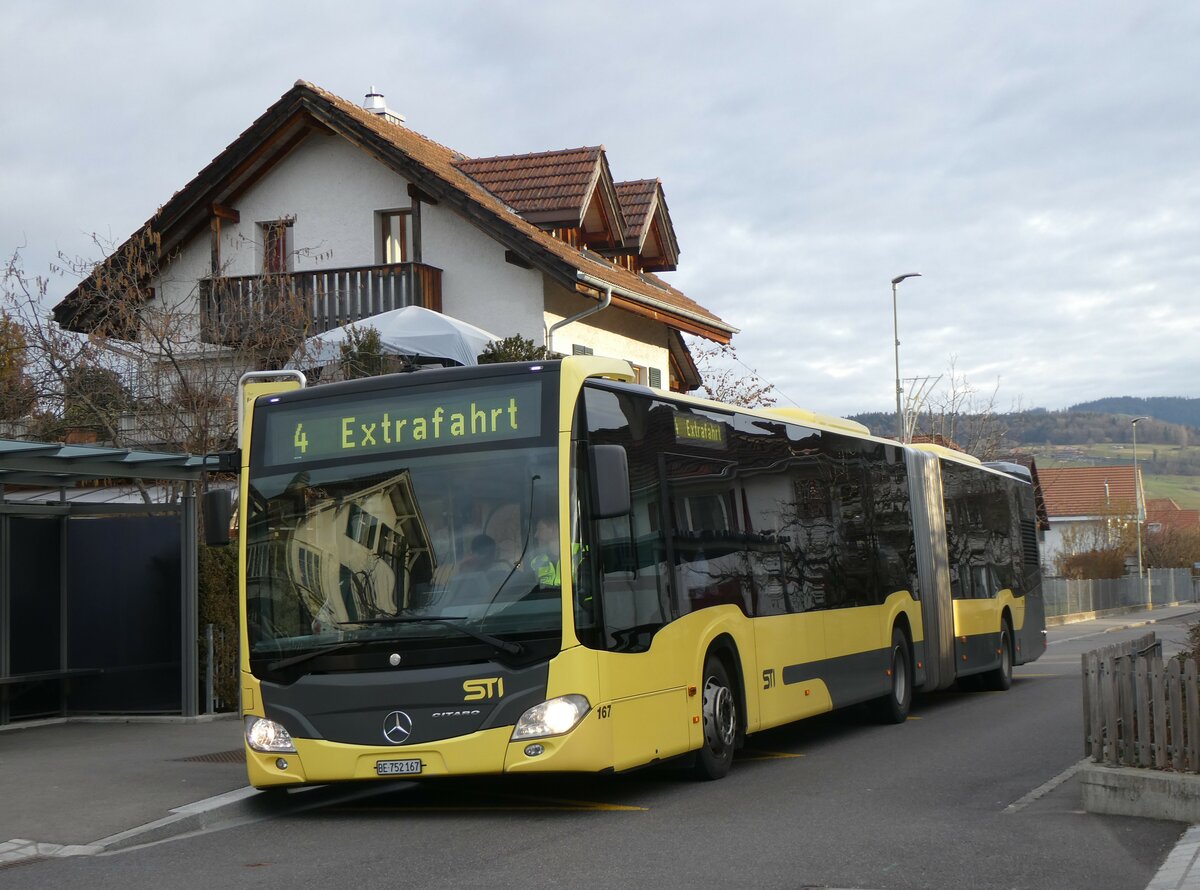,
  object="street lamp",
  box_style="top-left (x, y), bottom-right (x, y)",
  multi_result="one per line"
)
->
top-left (1131, 416), bottom-right (1149, 598)
top-left (891, 273), bottom-right (921, 441)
